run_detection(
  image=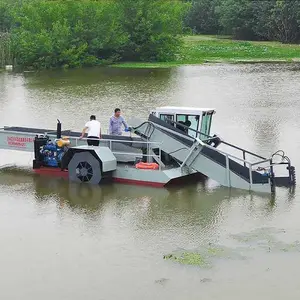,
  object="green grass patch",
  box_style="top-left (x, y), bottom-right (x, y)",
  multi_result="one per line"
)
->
top-left (114, 35), bottom-right (300, 68)
top-left (180, 35), bottom-right (300, 64)
top-left (110, 62), bottom-right (184, 68)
